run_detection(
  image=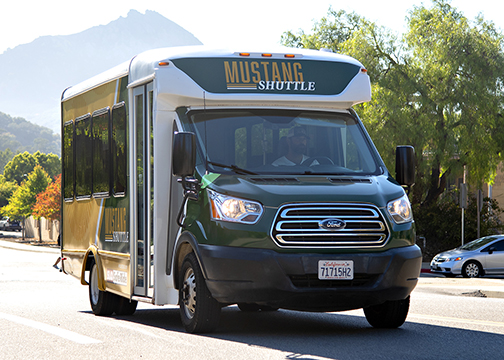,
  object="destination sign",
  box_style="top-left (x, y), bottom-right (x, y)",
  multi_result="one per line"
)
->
top-left (171, 57), bottom-right (361, 95)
